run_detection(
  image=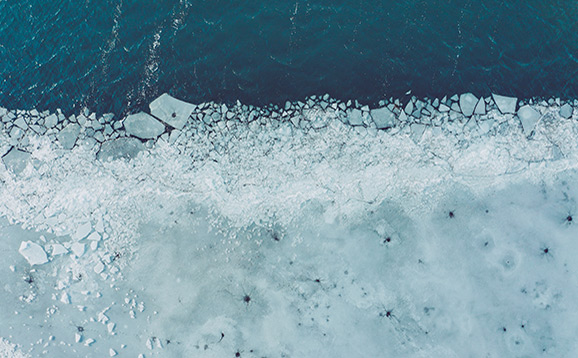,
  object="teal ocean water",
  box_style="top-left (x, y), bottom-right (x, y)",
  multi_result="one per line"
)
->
top-left (1, 0), bottom-right (577, 115)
